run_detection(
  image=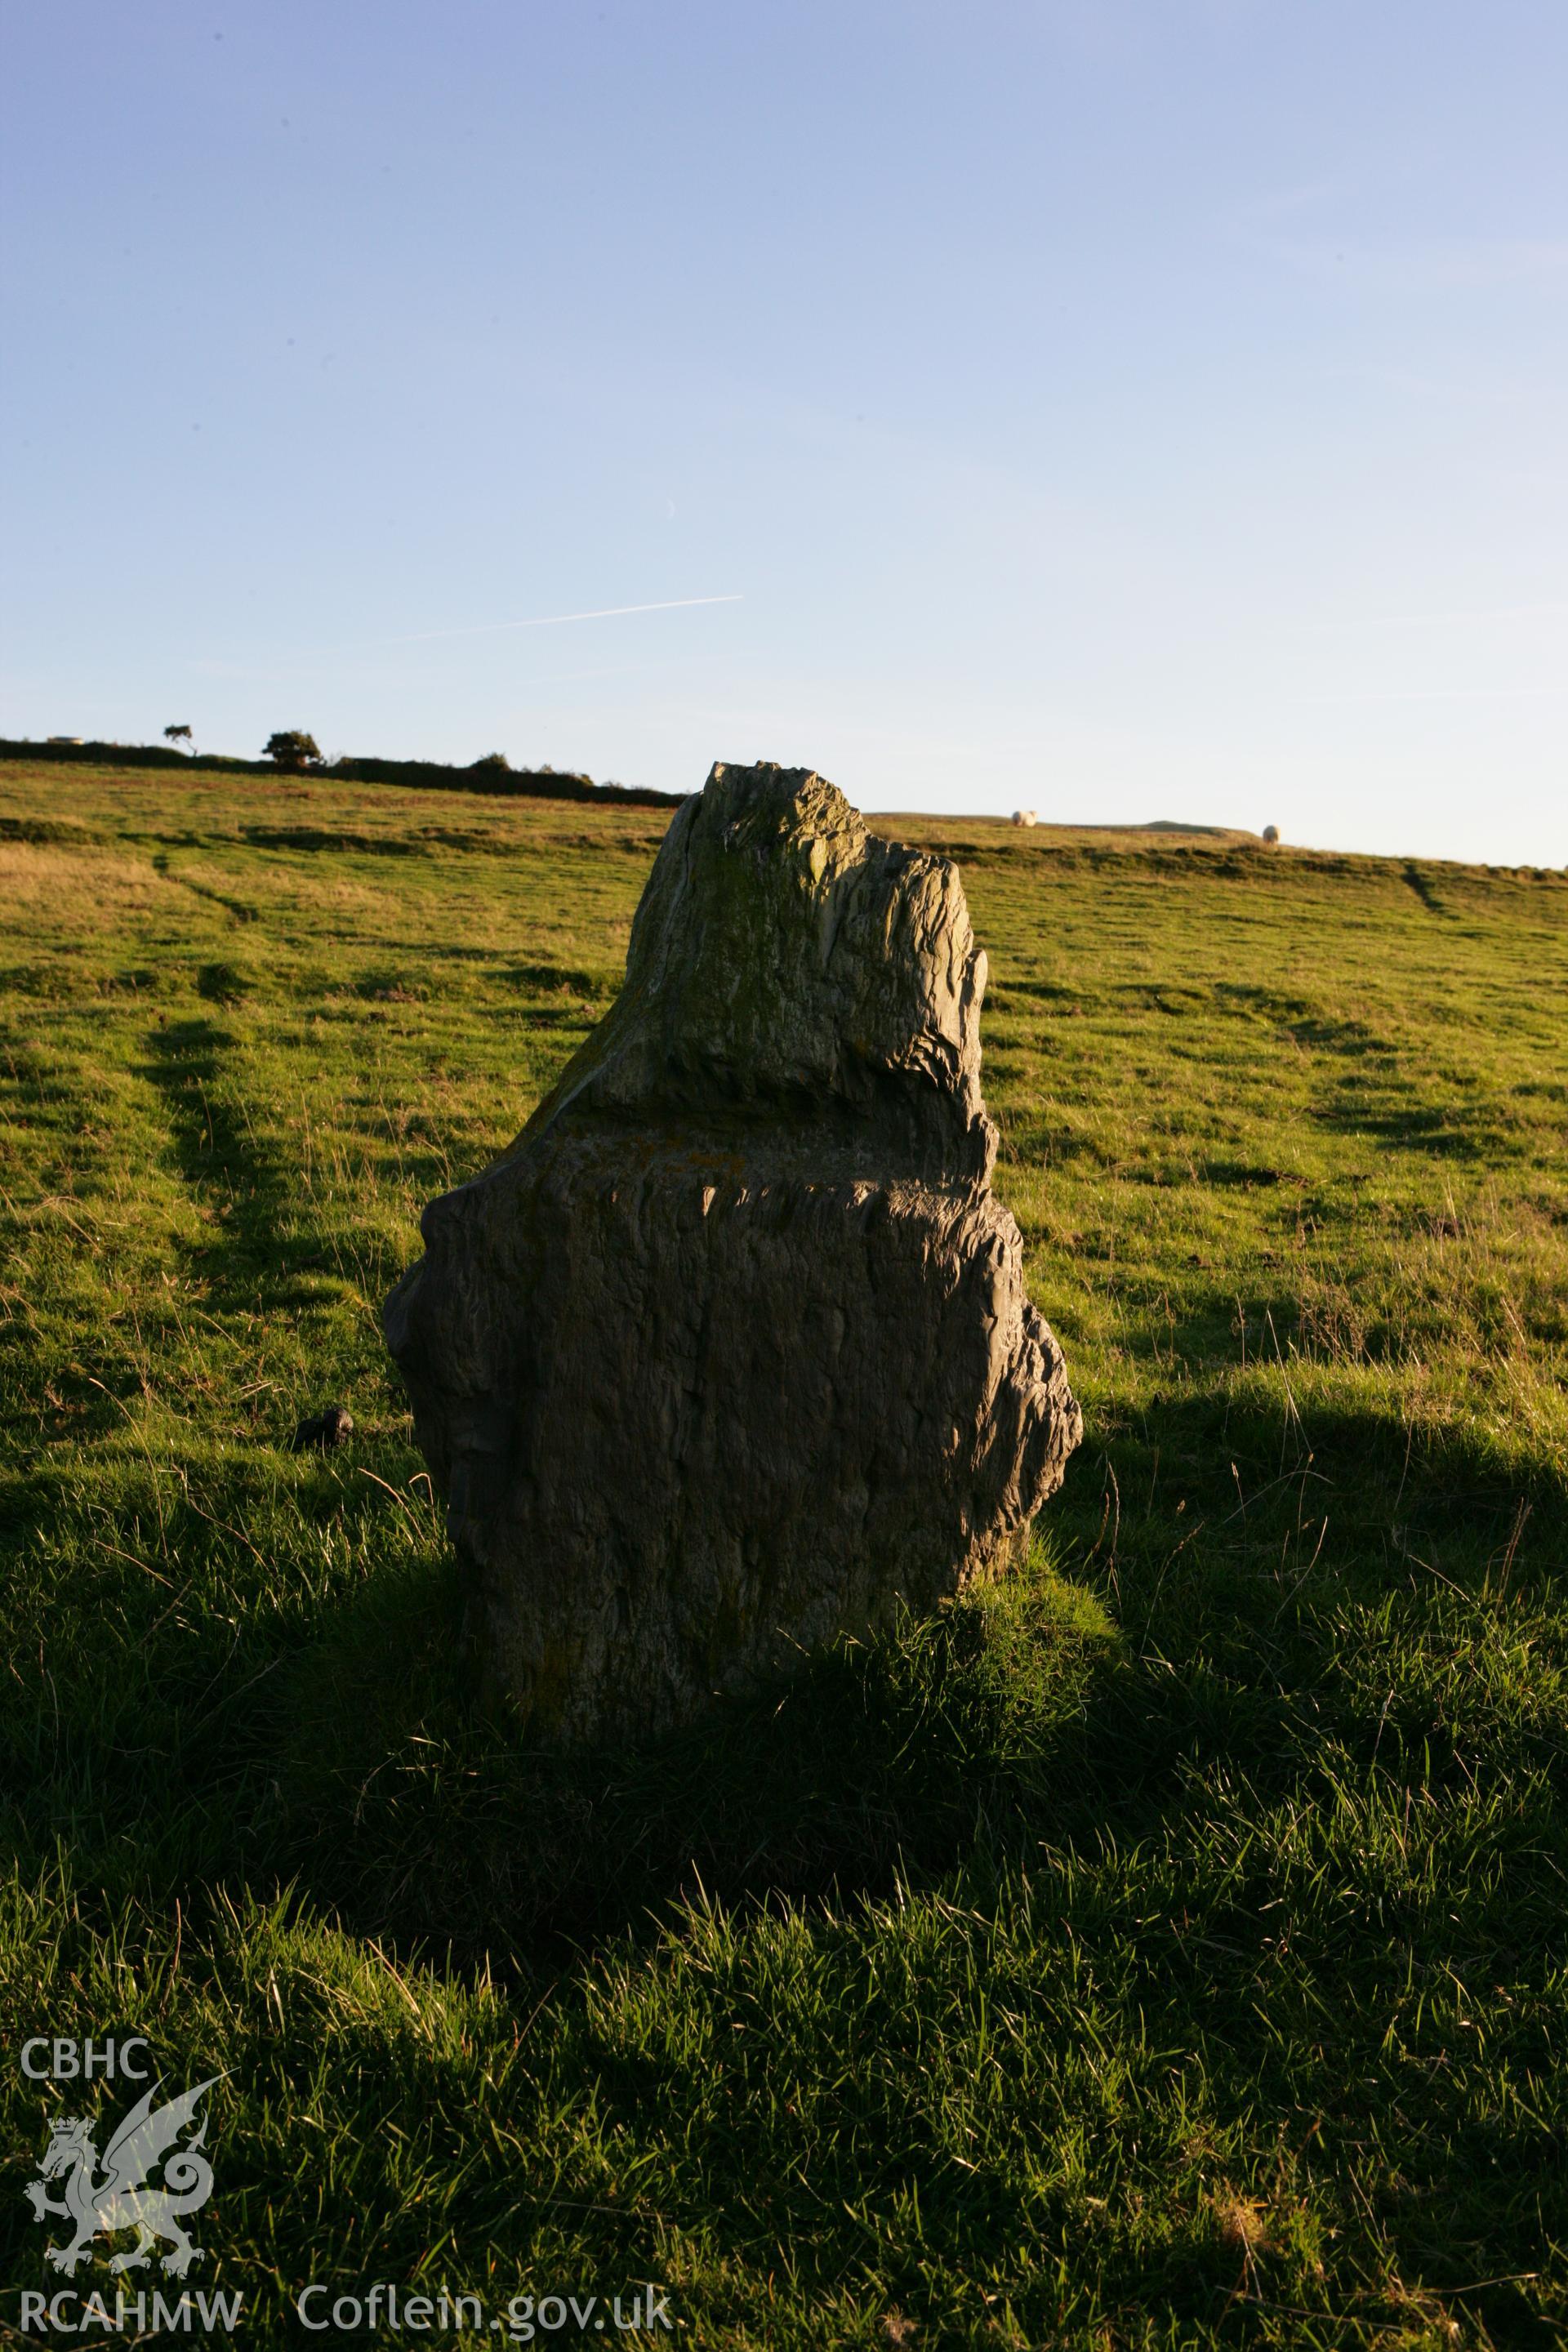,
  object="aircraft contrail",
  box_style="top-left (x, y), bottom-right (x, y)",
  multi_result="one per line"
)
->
top-left (387, 594), bottom-right (744, 645)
